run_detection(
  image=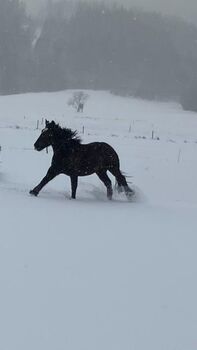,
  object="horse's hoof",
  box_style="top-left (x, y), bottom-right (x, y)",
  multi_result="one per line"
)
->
top-left (107, 188), bottom-right (113, 200)
top-left (126, 190), bottom-right (135, 200)
top-left (29, 190), bottom-right (38, 196)
top-left (107, 193), bottom-right (113, 200)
